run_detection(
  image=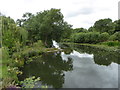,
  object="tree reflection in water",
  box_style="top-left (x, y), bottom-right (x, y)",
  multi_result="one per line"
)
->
top-left (69, 44), bottom-right (120, 66)
top-left (19, 44), bottom-right (120, 88)
top-left (19, 51), bottom-right (73, 88)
